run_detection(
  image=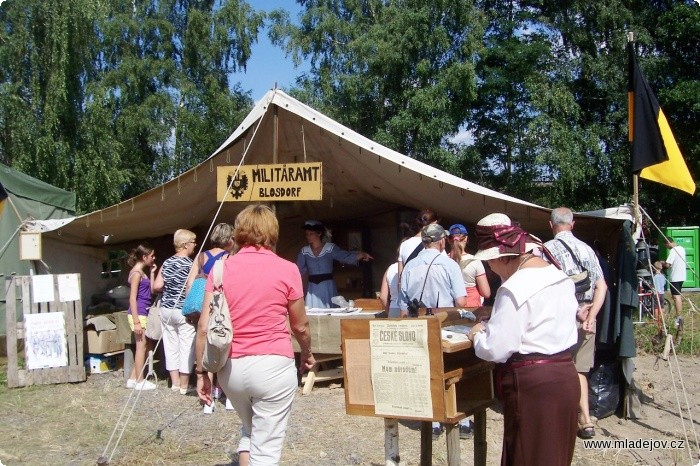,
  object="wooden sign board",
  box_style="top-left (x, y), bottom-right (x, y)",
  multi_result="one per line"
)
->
top-left (341, 309), bottom-right (495, 424)
top-left (217, 162), bottom-right (322, 202)
top-left (341, 317), bottom-right (447, 421)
